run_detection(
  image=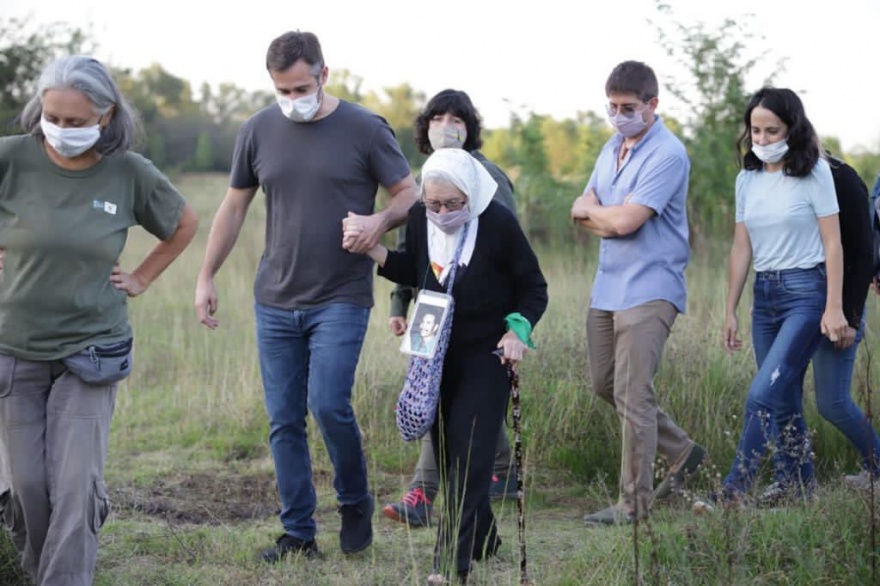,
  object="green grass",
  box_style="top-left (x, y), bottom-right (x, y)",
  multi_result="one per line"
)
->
top-left (3, 171), bottom-right (879, 585)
